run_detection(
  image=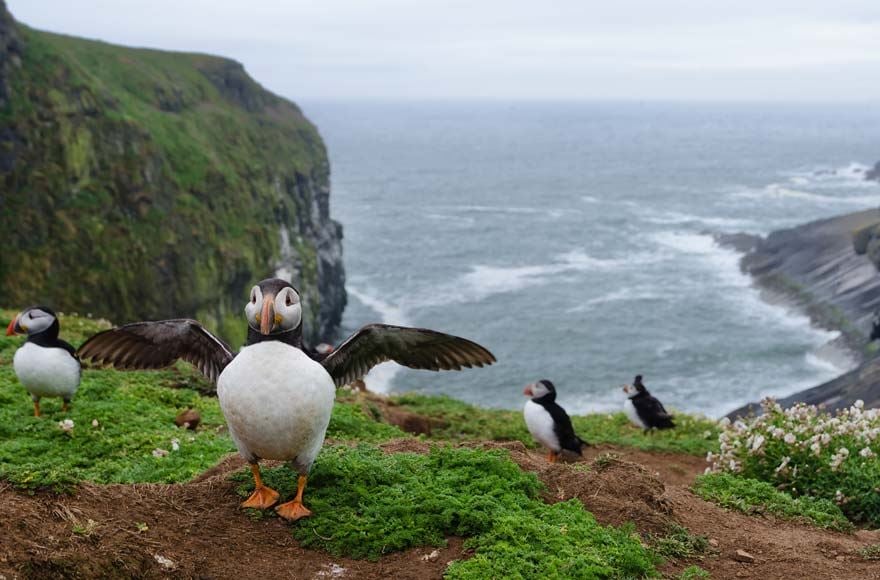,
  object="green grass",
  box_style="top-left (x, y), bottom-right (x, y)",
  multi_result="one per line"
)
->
top-left (858, 545), bottom-right (880, 561)
top-left (326, 400), bottom-right (407, 442)
top-left (391, 393), bottom-right (719, 456)
top-left (233, 445), bottom-right (658, 578)
top-left (677, 566), bottom-right (711, 580)
top-left (693, 473), bottom-right (852, 532)
top-left (647, 524), bottom-right (710, 562)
